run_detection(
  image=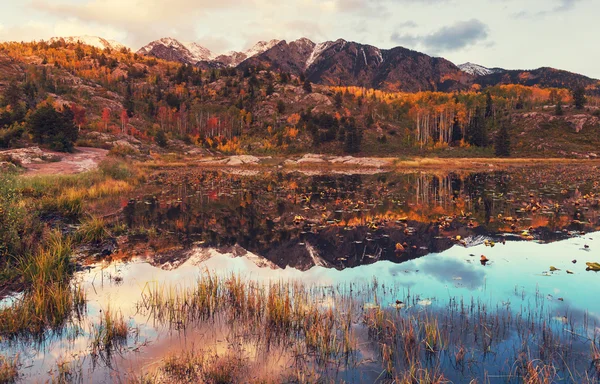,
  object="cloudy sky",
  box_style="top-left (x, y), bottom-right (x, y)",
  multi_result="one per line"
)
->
top-left (0, 0), bottom-right (597, 77)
